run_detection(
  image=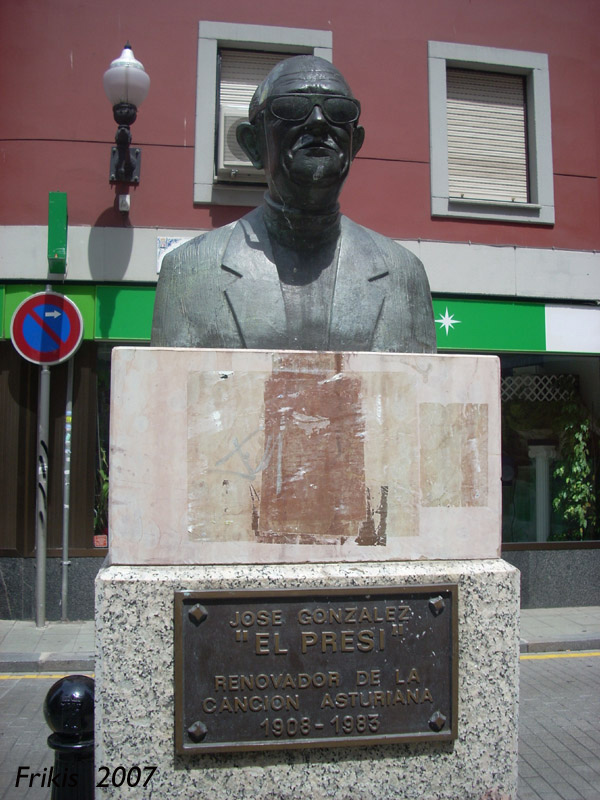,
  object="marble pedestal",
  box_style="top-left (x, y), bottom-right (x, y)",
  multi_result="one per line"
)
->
top-left (96, 561), bottom-right (519, 800)
top-left (96, 349), bottom-right (519, 800)
top-left (108, 349), bottom-right (502, 564)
